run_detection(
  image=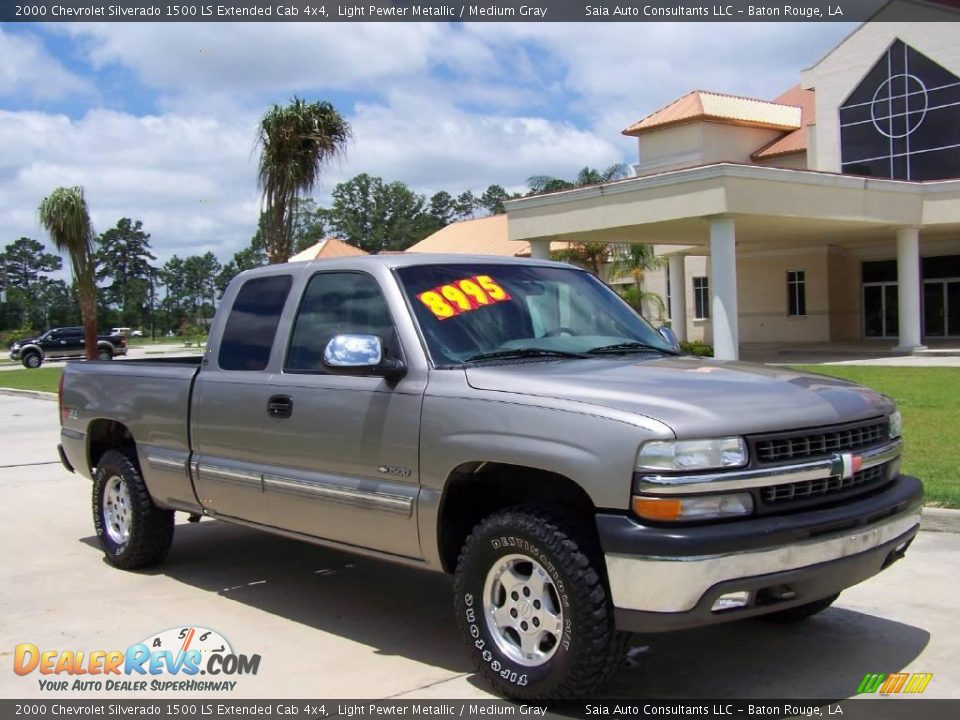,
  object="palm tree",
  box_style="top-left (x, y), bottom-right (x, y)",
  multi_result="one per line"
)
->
top-left (527, 163), bottom-right (630, 196)
top-left (608, 244), bottom-right (666, 318)
top-left (551, 242), bottom-right (610, 277)
top-left (257, 97), bottom-right (351, 264)
top-left (38, 187), bottom-right (98, 359)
